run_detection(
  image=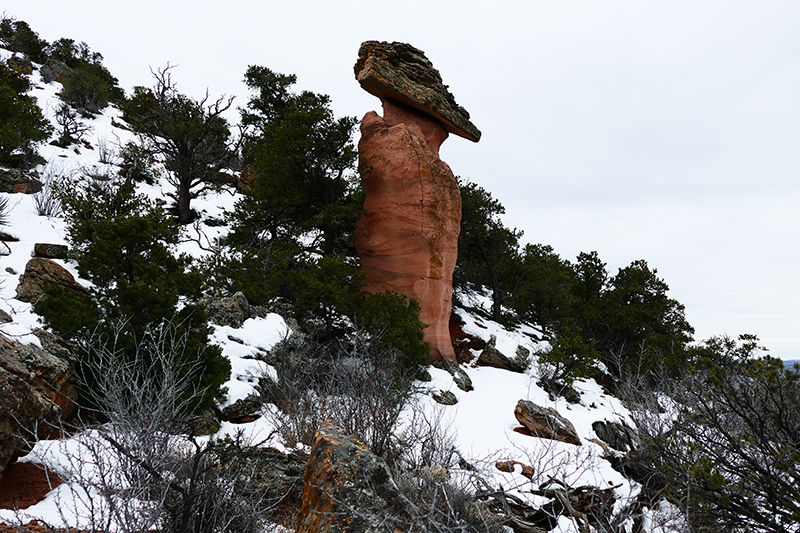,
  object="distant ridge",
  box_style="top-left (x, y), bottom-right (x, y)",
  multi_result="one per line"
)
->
top-left (784, 359), bottom-right (799, 370)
